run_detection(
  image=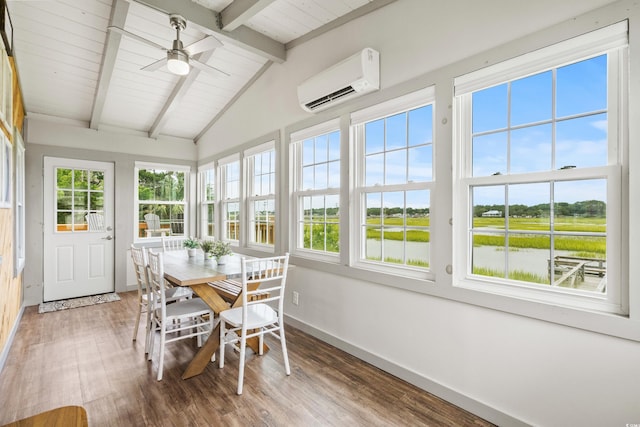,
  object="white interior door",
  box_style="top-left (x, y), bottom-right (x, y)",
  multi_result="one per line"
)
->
top-left (43, 157), bottom-right (115, 302)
